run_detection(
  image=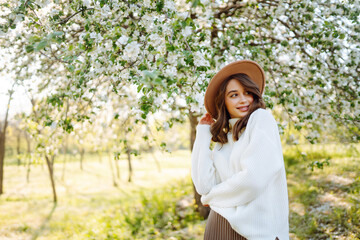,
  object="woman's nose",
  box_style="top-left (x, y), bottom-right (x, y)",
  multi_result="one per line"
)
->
top-left (238, 94), bottom-right (246, 102)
